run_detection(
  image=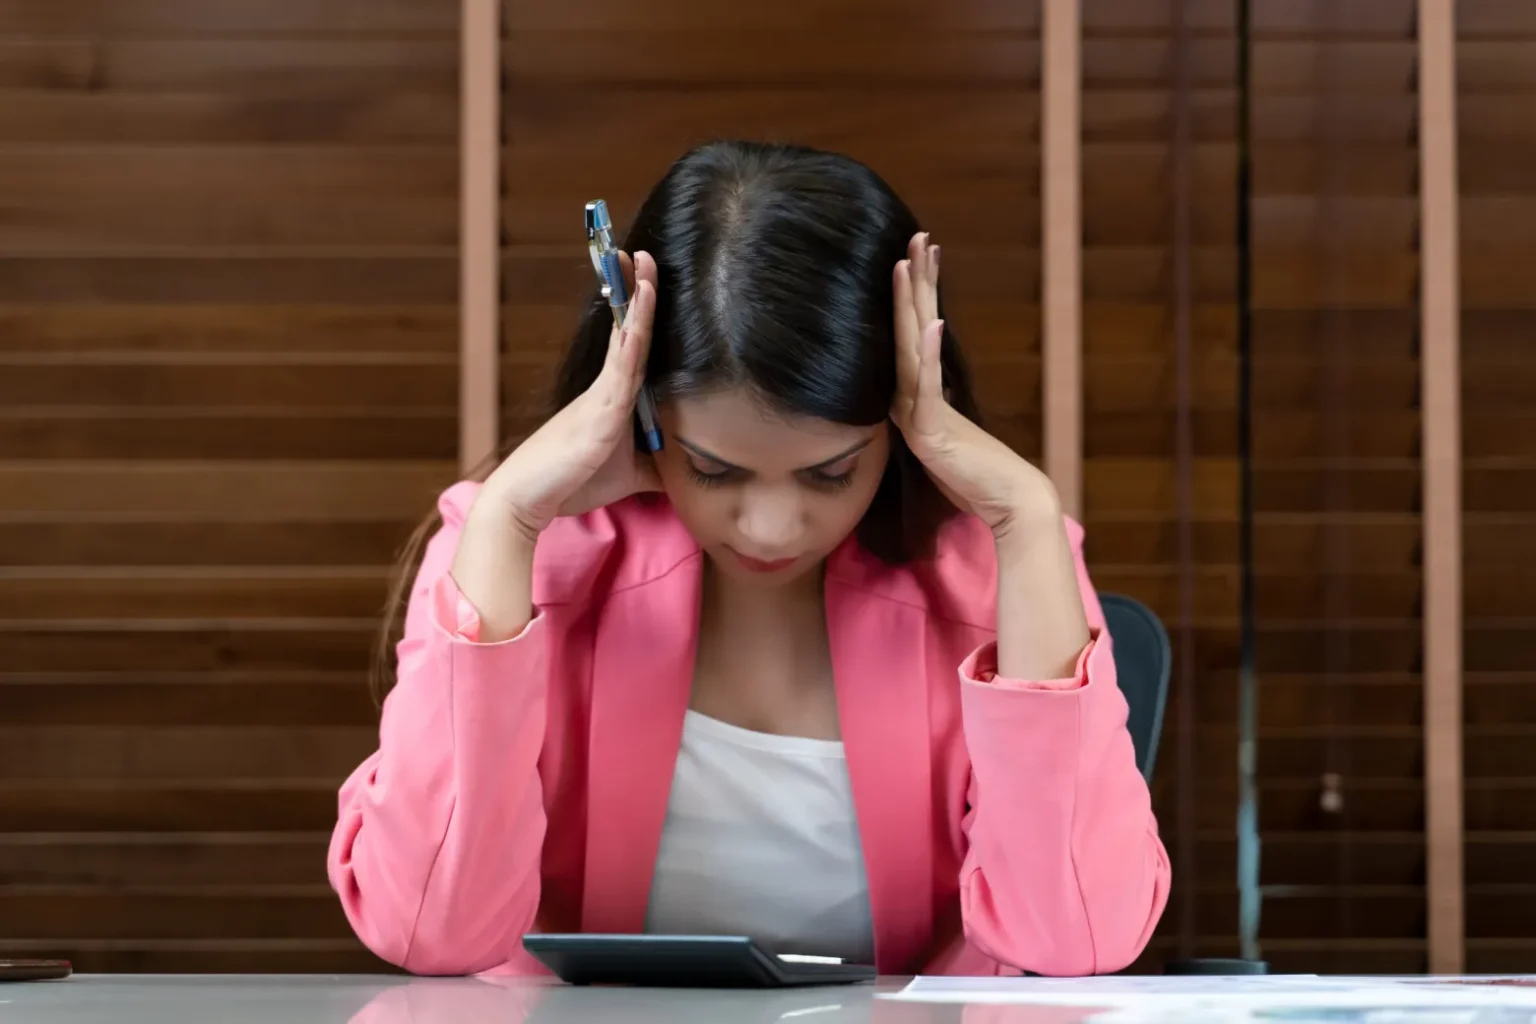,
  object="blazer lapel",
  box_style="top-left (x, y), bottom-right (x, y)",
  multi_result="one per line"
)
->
top-left (826, 560), bottom-right (935, 973)
top-left (581, 552), bottom-right (703, 934)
